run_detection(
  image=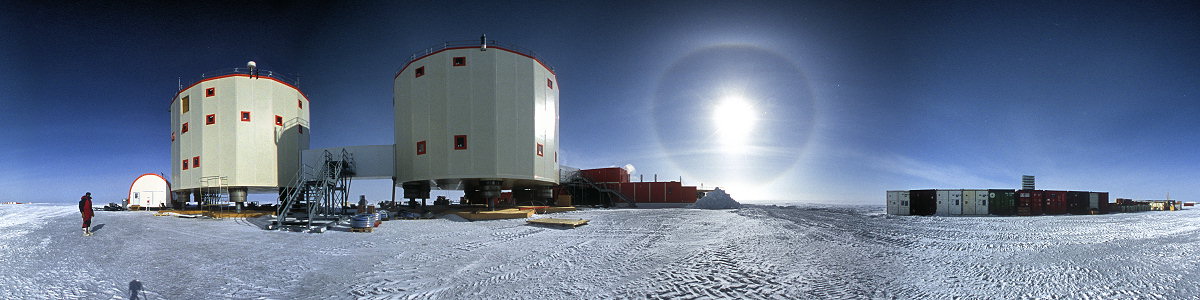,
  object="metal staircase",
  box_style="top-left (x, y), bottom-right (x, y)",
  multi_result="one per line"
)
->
top-left (271, 149), bottom-right (357, 232)
top-left (569, 174), bottom-right (636, 208)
